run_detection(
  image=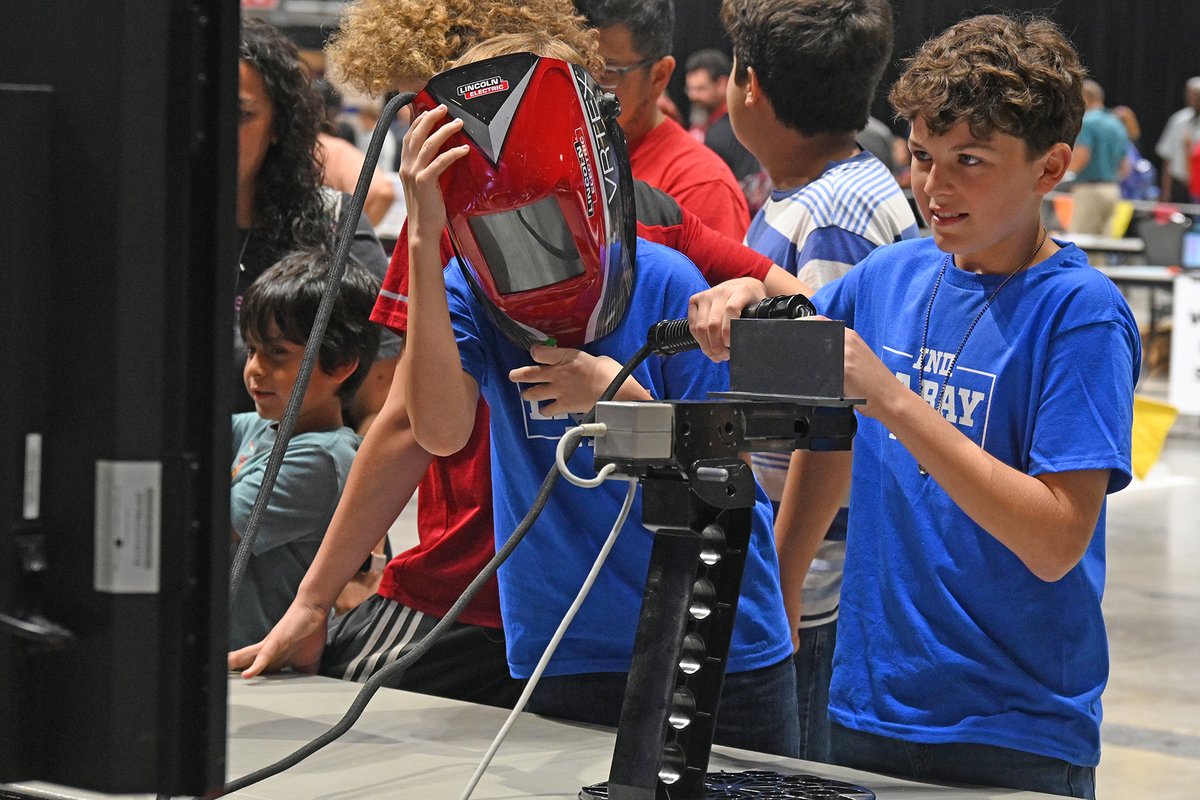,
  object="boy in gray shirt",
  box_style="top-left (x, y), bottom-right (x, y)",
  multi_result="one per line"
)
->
top-left (229, 250), bottom-right (380, 648)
